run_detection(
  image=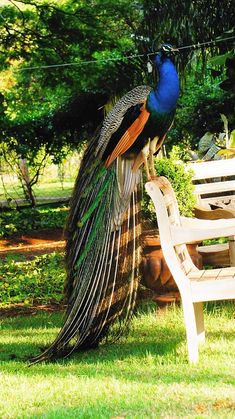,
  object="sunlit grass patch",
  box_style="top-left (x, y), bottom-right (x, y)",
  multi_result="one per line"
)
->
top-left (0, 302), bottom-right (235, 418)
top-left (0, 181), bottom-right (74, 202)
